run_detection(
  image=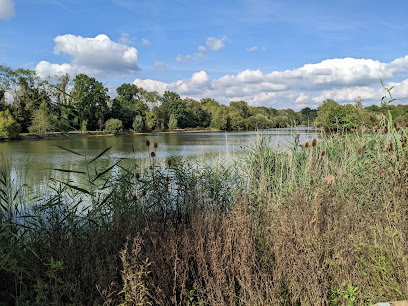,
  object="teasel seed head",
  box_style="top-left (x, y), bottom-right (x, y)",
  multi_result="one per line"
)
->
top-left (312, 138), bottom-right (317, 147)
top-left (146, 140), bottom-right (150, 147)
top-left (154, 141), bottom-right (158, 149)
top-left (142, 190), bottom-right (146, 197)
top-left (404, 136), bottom-right (407, 143)
top-left (132, 194), bottom-right (137, 201)
top-left (321, 150), bottom-right (326, 157)
top-left (397, 155), bottom-right (400, 161)
top-left (357, 146), bottom-right (363, 155)
top-left (151, 152), bottom-right (156, 157)
top-left (305, 141), bottom-right (310, 148)
top-left (167, 158), bottom-right (173, 167)
top-left (166, 176), bottom-right (170, 182)
top-left (310, 179), bottom-right (314, 185)
top-left (136, 173), bottom-right (140, 180)
top-left (394, 122), bottom-right (397, 129)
